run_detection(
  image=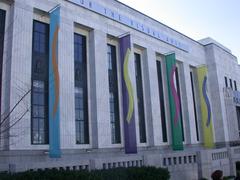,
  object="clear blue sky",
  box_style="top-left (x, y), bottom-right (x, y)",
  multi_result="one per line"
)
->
top-left (118, 0), bottom-right (240, 62)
